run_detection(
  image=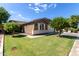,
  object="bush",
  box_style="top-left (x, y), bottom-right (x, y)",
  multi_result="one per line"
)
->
top-left (3, 22), bottom-right (19, 34)
top-left (70, 28), bottom-right (73, 32)
top-left (77, 28), bottom-right (79, 31)
top-left (70, 28), bottom-right (78, 33)
top-left (73, 29), bottom-right (78, 33)
top-left (64, 28), bottom-right (69, 32)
